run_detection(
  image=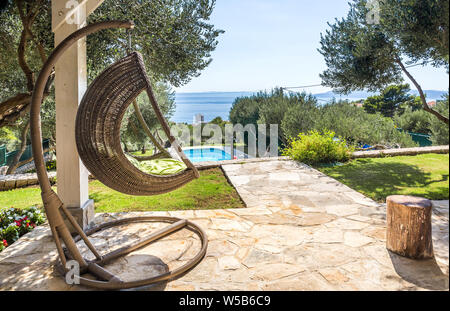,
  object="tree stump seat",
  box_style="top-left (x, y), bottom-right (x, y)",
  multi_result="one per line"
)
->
top-left (386, 195), bottom-right (434, 260)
